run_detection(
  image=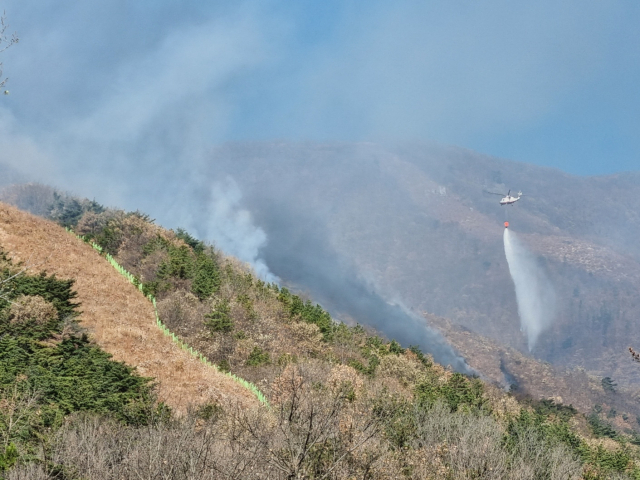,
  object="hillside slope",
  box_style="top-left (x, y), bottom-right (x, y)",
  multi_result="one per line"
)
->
top-left (0, 202), bottom-right (257, 411)
top-left (197, 141), bottom-right (640, 388)
top-left (5, 189), bottom-right (640, 478)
